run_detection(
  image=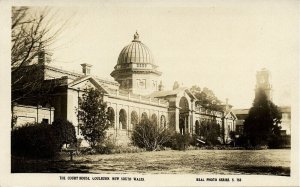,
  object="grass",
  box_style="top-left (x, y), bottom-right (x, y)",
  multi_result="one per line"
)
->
top-left (11, 149), bottom-right (290, 176)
